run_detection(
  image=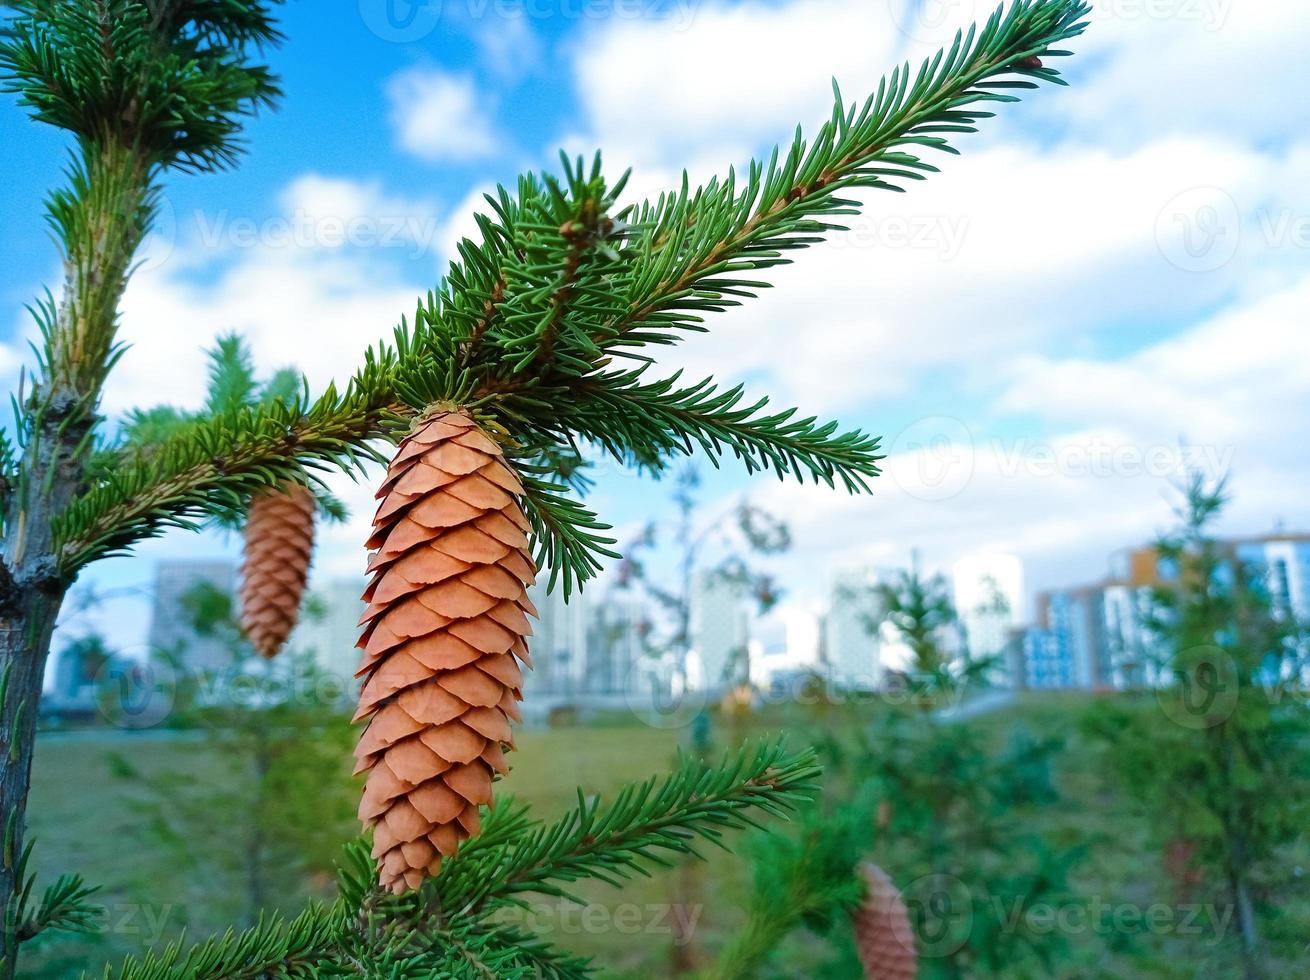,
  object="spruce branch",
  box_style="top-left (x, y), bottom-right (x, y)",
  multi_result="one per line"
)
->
top-left (604, 0), bottom-right (1090, 349)
top-left (432, 740), bottom-right (822, 914)
top-left (54, 383), bottom-right (401, 574)
top-left (102, 903), bottom-right (349, 980)
top-left (702, 804), bottom-right (867, 980)
top-left (518, 474), bottom-right (620, 599)
top-left (11, 858), bottom-right (100, 945)
top-left (103, 743), bottom-right (817, 978)
top-left (557, 367), bottom-right (883, 492)
top-left (1, 0), bottom-right (285, 172)
top-left (53, 0), bottom-right (1087, 594)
